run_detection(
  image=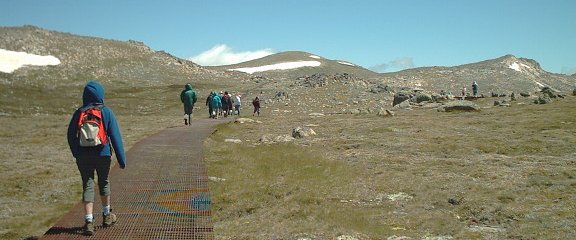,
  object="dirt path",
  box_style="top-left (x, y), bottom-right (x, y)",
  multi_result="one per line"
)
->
top-left (42, 117), bottom-right (231, 239)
